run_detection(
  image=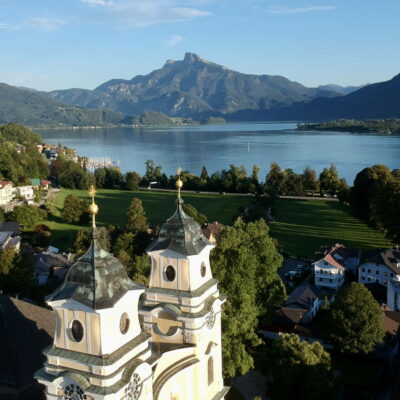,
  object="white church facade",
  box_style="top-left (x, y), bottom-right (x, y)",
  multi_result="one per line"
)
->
top-left (36, 183), bottom-right (229, 400)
